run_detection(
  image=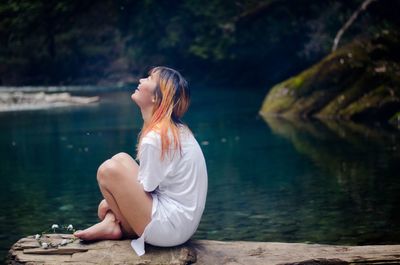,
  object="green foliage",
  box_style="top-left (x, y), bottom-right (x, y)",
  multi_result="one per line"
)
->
top-left (0, 0), bottom-right (399, 85)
